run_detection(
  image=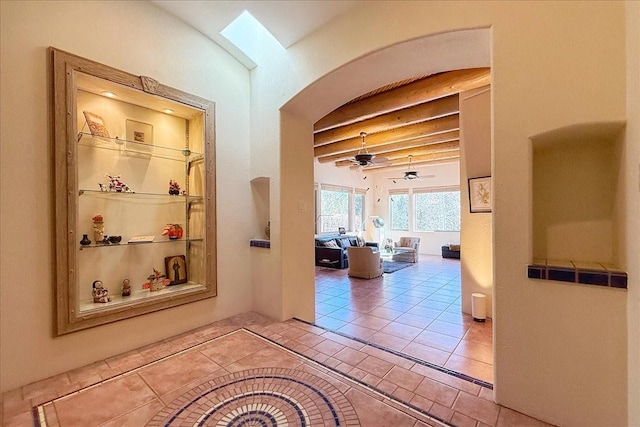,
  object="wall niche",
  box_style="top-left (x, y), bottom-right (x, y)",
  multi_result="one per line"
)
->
top-left (529, 121), bottom-right (627, 288)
